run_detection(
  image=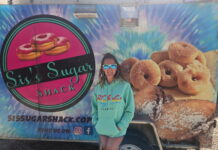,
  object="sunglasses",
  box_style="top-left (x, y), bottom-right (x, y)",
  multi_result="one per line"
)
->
top-left (102, 64), bottom-right (117, 69)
